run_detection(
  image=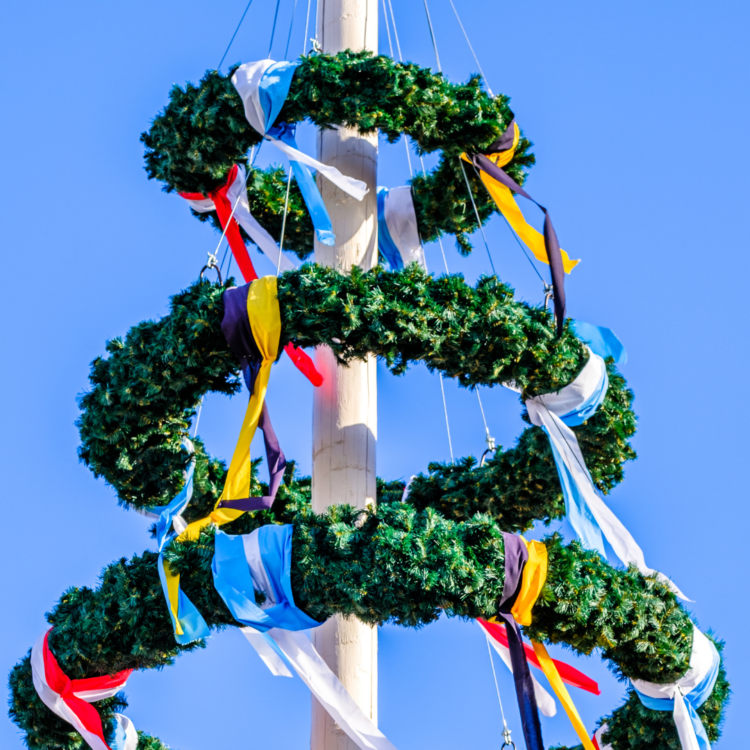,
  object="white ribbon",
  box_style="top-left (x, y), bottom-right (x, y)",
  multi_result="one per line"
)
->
top-left (632, 627), bottom-right (718, 750)
top-left (380, 186), bottom-right (426, 269)
top-left (240, 530), bottom-right (397, 750)
top-left (183, 164), bottom-right (298, 273)
top-left (232, 60), bottom-right (369, 201)
top-left (523, 350), bottom-right (688, 600)
top-left (478, 621), bottom-right (557, 717)
top-left (594, 723), bottom-right (613, 750)
top-left (30, 633), bottom-right (137, 750)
